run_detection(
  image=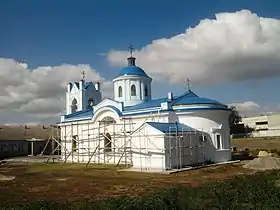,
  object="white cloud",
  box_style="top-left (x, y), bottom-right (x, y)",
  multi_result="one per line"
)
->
top-left (228, 101), bottom-right (260, 112)
top-left (107, 10), bottom-right (280, 86)
top-left (228, 101), bottom-right (280, 117)
top-left (0, 58), bottom-right (112, 124)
